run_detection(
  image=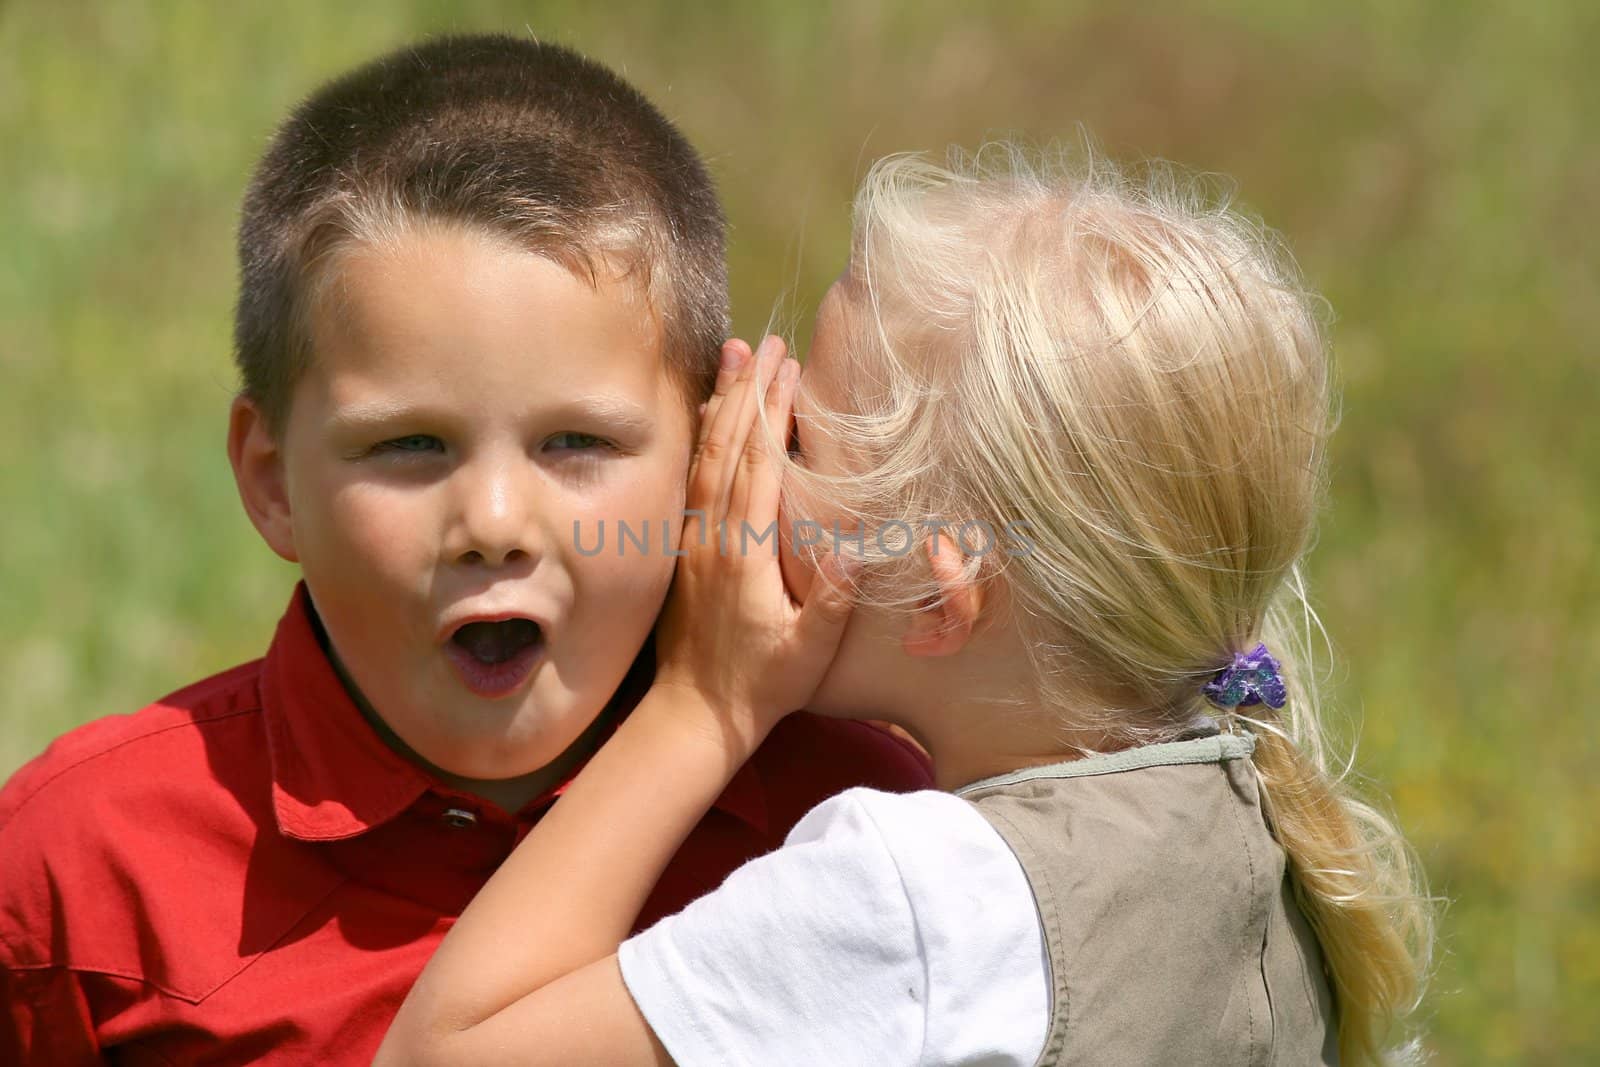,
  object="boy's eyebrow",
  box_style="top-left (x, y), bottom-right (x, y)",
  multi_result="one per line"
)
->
top-left (546, 396), bottom-right (656, 432)
top-left (325, 400), bottom-right (449, 436)
top-left (326, 397), bottom-right (657, 432)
